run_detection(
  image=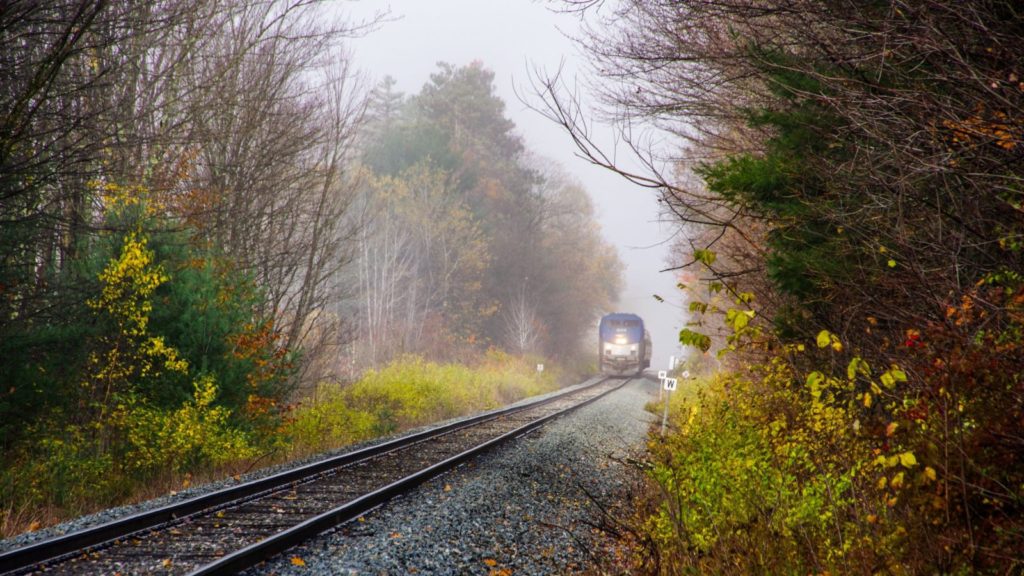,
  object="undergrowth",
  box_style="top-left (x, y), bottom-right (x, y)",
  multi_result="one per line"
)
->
top-left (0, 353), bottom-right (563, 538)
top-left (636, 285), bottom-right (1024, 574)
